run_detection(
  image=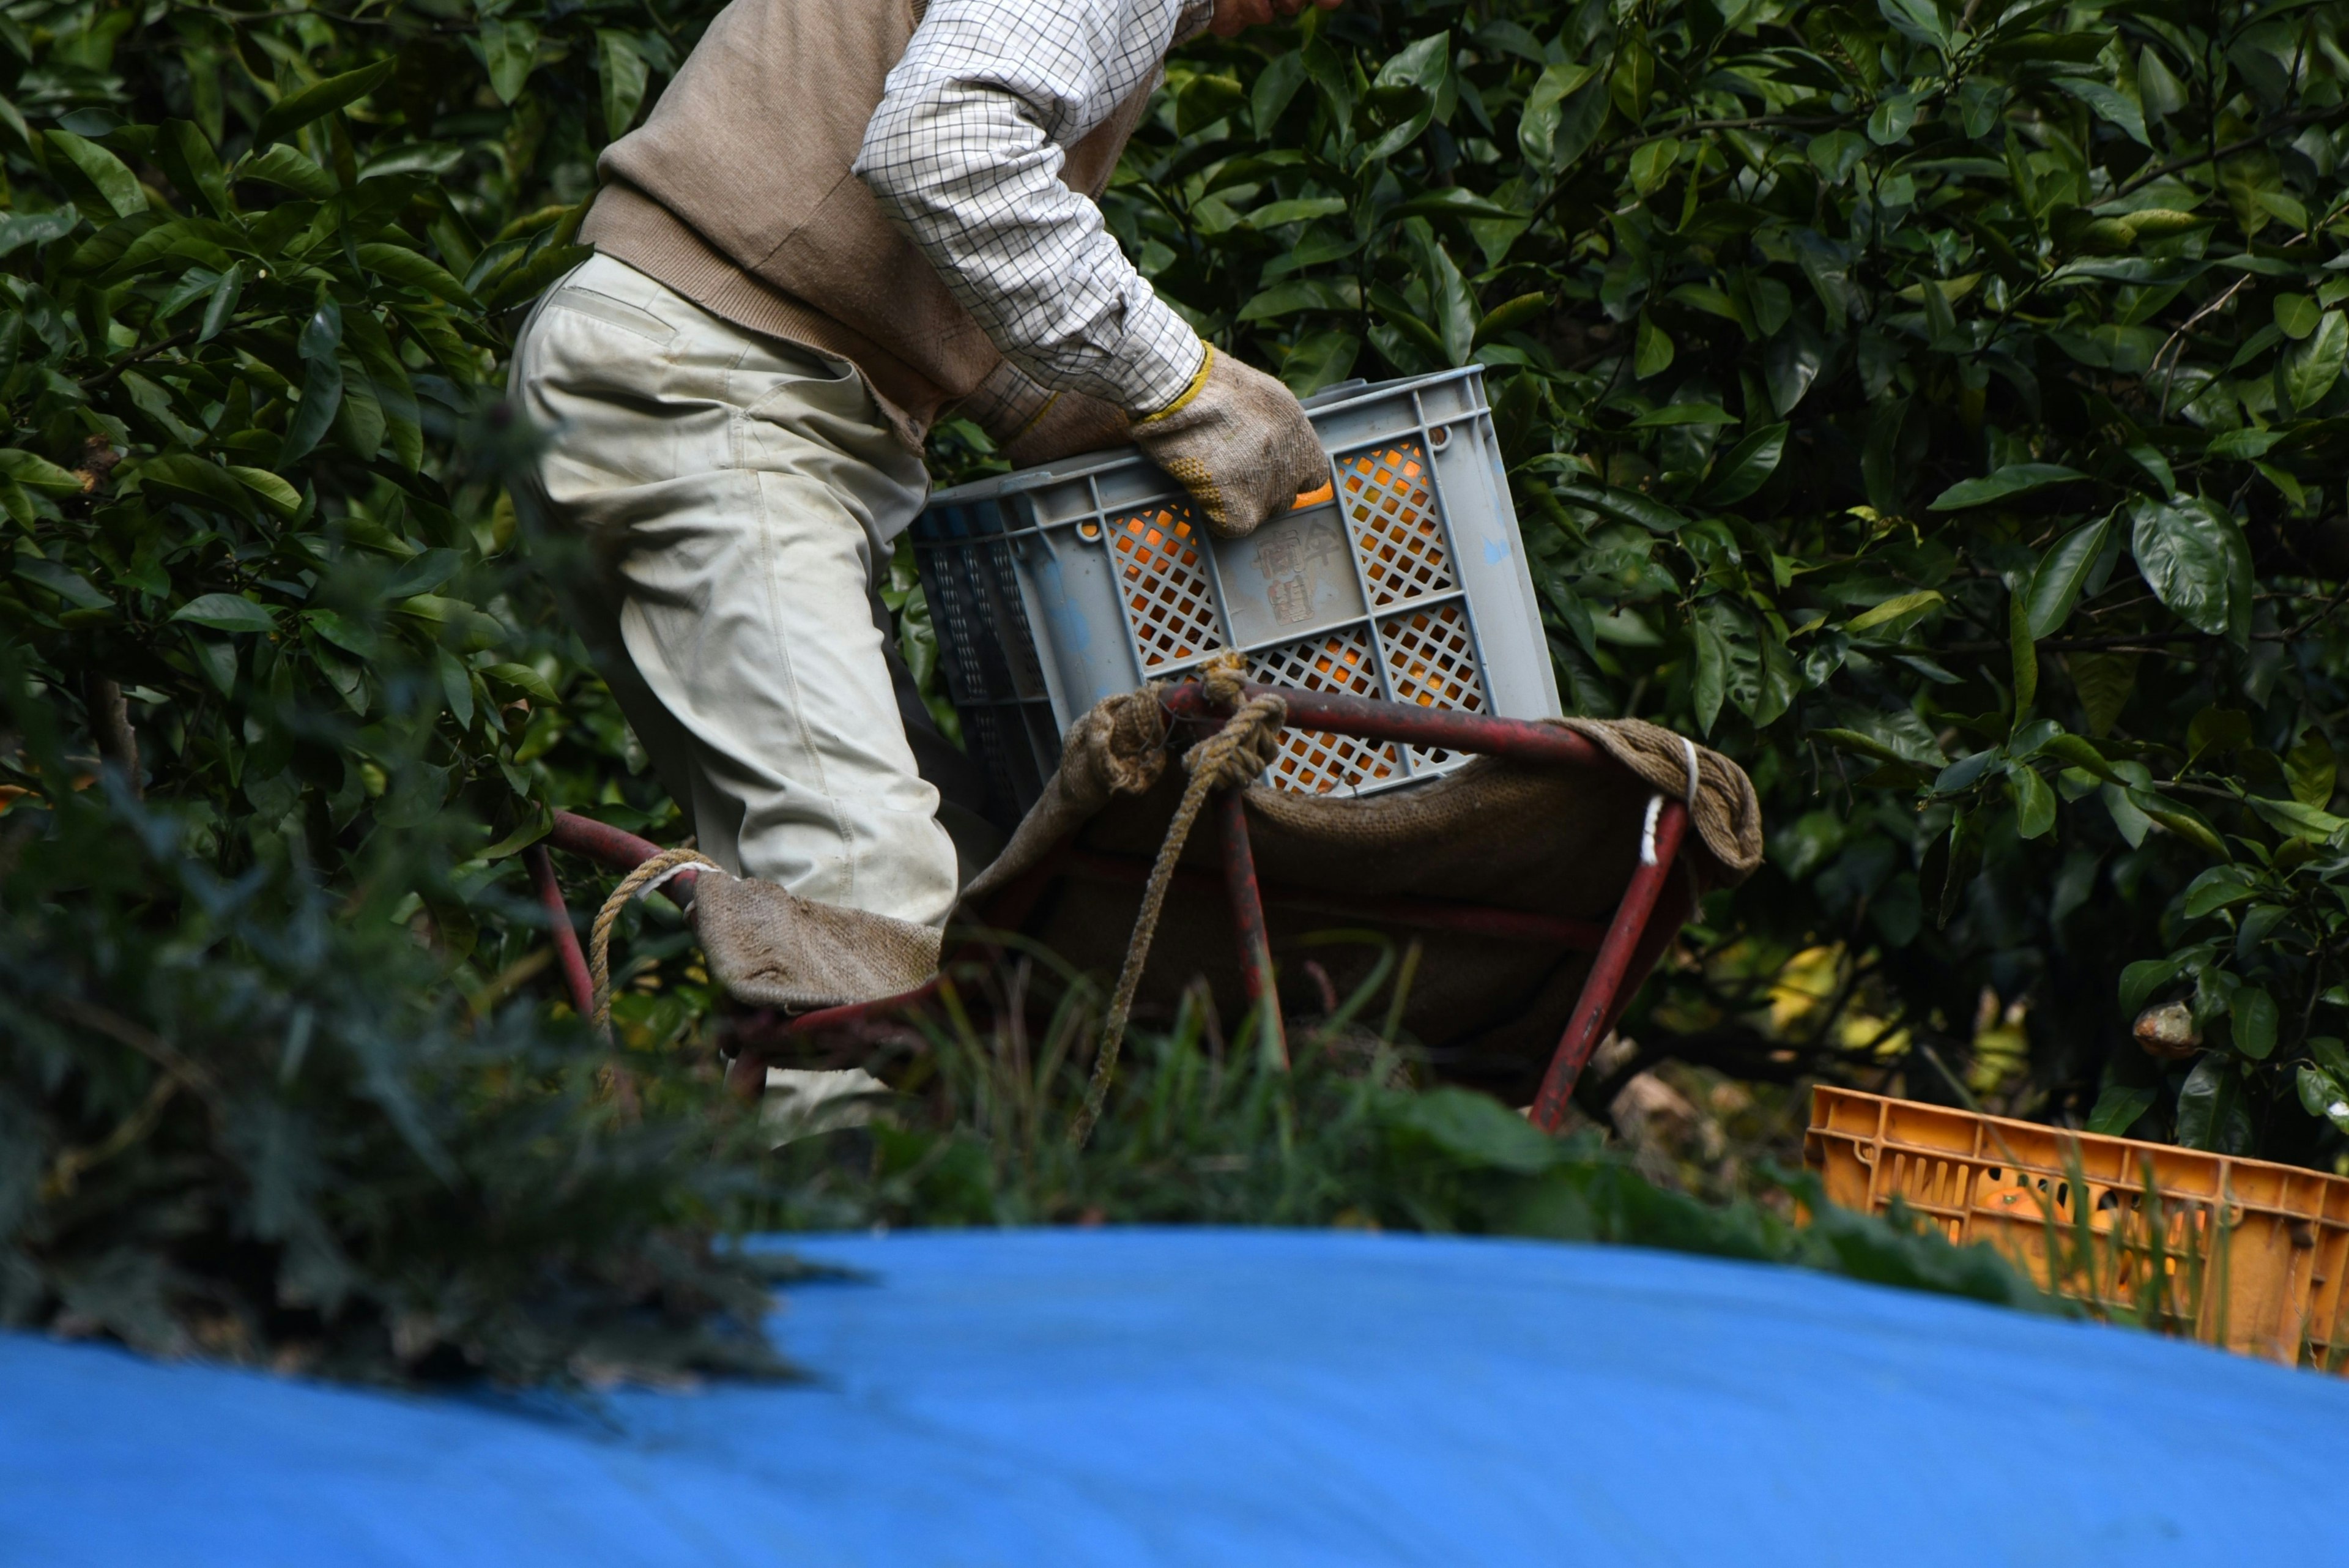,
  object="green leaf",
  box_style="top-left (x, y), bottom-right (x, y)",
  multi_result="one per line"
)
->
top-left (2204, 427), bottom-right (2288, 461)
top-left (2275, 293), bottom-right (2321, 341)
top-left (481, 243), bottom-right (592, 311)
top-left (158, 121), bottom-right (231, 218)
top-left (2176, 1055), bottom-right (2248, 1151)
top-left (1471, 292), bottom-right (1549, 347)
top-left (2085, 1083), bottom-right (2156, 1135)
top-left (484, 661), bottom-right (560, 706)
top-left (1700, 422), bottom-right (1788, 505)
top-left (2051, 78), bottom-right (2148, 147)
top-left (46, 131), bottom-right (146, 218)
top-left (136, 454), bottom-right (255, 519)
top-left (355, 243), bottom-right (477, 308)
top-left (0, 203), bottom-right (80, 258)
top-left (2119, 956), bottom-right (2182, 1016)
top-left (2129, 496), bottom-right (2240, 636)
top-left (2139, 797), bottom-right (2228, 858)
top-left (1628, 137), bottom-right (1679, 196)
top-left (1846, 589), bottom-right (1943, 634)
top-left (1243, 196), bottom-right (1348, 229)
top-left (2008, 590), bottom-right (2038, 713)
top-left (597, 30), bottom-right (650, 141)
top-left (2245, 795), bottom-right (2349, 842)
top-left (2282, 310), bottom-right (2347, 411)
top-left (1627, 403), bottom-right (1736, 429)
top-left (1690, 603), bottom-right (1728, 735)
top-left (255, 60), bottom-right (396, 146)
top-left (171, 593), bottom-right (276, 634)
top-left (1279, 329), bottom-right (1359, 396)
top-left (2181, 865), bottom-right (2257, 919)
top-left (0, 448), bottom-right (85, 493)
top-left (2316, 1038), bottom-right (2349, 1079)
top-left (2230, 986), bottom-right (2277, 1060)
top-left (2006, 760), bottom-right (2056, 838)
top-left (1927, 464), bottom-right (2089, 511)
top-left (1633, 311), bottom-right (1674, 378)
top-left (1555, 480), bottom-right (1687, 535)
top-left (2296, 1066), bottom-right (2349, 1130)
top-left (197, 262), bottom-right (245, 344)
top-left (1238, 277), bottom-right (1361, 321)
top-left (2024, 516), bottom-right (2111, 639)
top-left (2033, 733), bottom-right (2120, 784)
top-left (1516, 61), bottom-right (1598, 167)
top-left (2286, 734), bottom-right (2337, 808)
top-left (227, 466), bottom-right (302, 519)
top-left (1811, 727), bottom-right (1910, 765)
top-left (277, 297), bottom-right (346, 466)
top-left (1390, 188), bottom-right (1526, 223)
top-left (238, 144), bottom-right (337, 199)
